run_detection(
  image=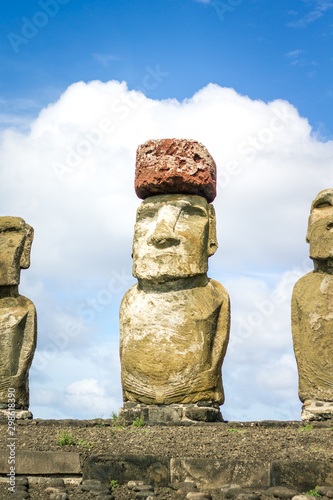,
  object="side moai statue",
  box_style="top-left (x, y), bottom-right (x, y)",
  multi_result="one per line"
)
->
top-left (0, 217), bottom-right (37, 419)
top-left (119, 139), bottom-right (230, 423)
top-left (292, 188), bottom-right (333, 421)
